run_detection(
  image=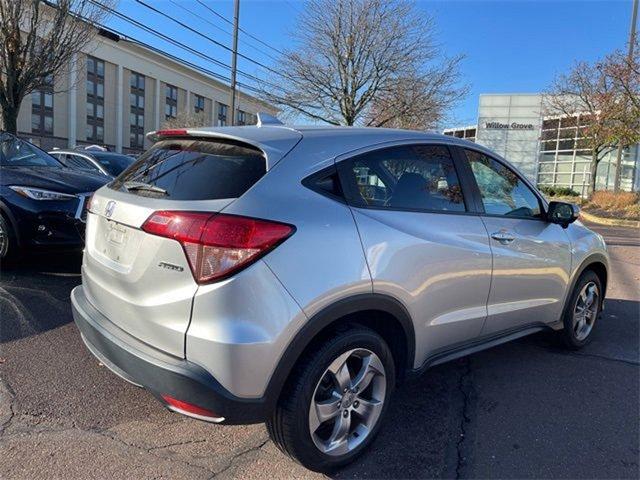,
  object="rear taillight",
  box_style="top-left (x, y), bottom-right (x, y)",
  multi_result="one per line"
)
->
top-left (142, 211), bottom-right (294, 283)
